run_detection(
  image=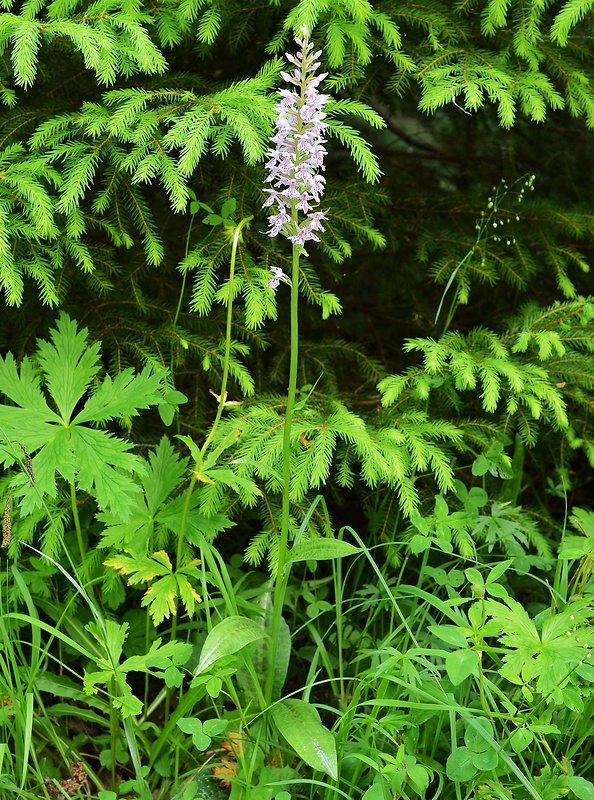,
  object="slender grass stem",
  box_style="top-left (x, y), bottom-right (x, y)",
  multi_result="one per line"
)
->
top-left (196, 218), bottom-right (251, 464)
top-left (69, 483), bottom-right (87, 576)
top-left (173, 214), bottom-right (252, 613)
top-left (109, 679), bottom-right (118, 794)
top-left (170, 212), bottom-right (196, 377)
